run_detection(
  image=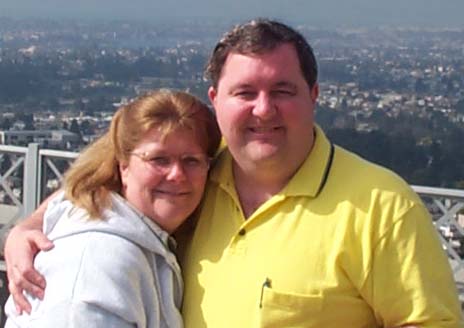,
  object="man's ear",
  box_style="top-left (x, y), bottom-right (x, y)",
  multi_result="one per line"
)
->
top-left (310, 83), bottom-right (319, 104)
top-left (208, 86), bottom-right (218, 111)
